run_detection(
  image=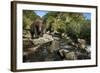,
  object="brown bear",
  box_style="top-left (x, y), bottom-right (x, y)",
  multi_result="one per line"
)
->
top-left (30, 18), bottom-right (45, 39)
